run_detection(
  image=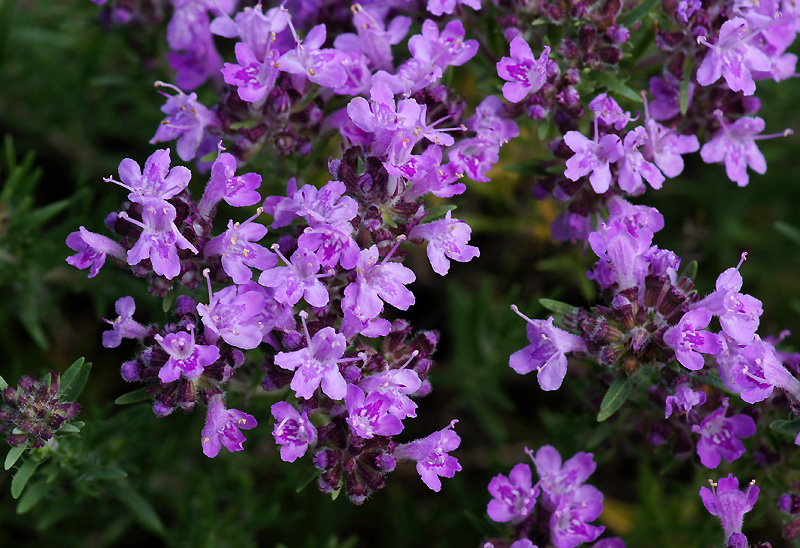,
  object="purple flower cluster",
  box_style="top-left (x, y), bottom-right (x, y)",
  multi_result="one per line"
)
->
top-left (485, 446), bottom-right (620, 548)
